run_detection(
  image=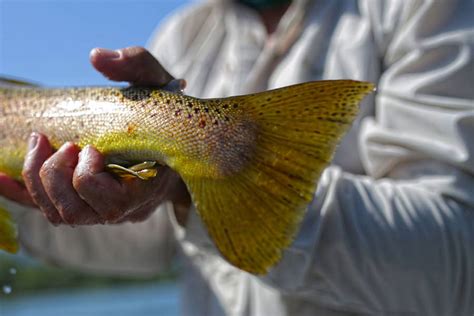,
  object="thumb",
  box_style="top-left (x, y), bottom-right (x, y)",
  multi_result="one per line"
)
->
top-left (90, 46), bottom-right (174, 86)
